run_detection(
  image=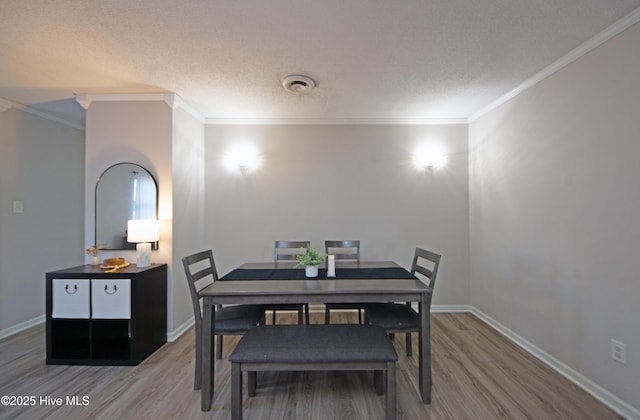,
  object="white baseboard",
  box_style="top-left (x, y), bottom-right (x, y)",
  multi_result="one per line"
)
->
top-left (431, 304), bottom-right (472, 312)
top-left (0, 315), bottom-right (45, 340)
top-left (167, 316), bottom-right (195, 342)
top-left (470, 307), bottom-right (640, 420)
